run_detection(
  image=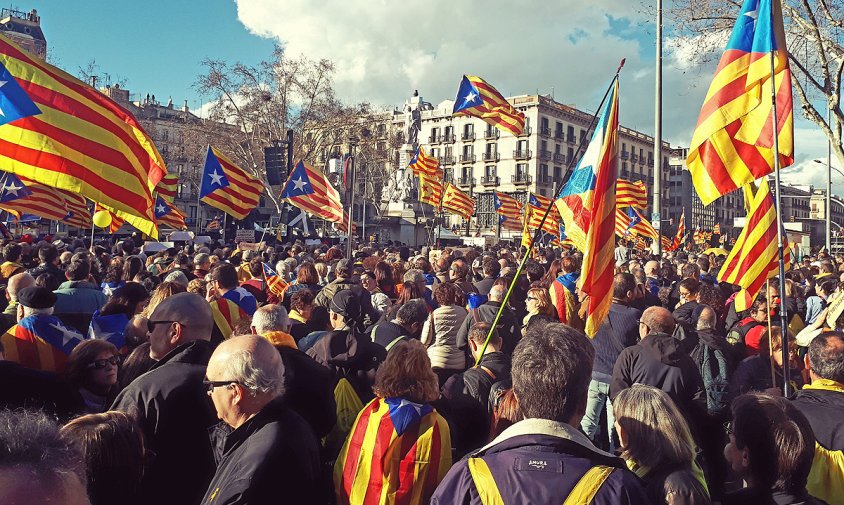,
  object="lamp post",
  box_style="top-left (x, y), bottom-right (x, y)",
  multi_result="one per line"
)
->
top-left (345, 135), bottom-right (359, 259)
top-left (813, 158), bottom-right (843, 252)
top-left (653, 0), bottom-right (664, 256)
